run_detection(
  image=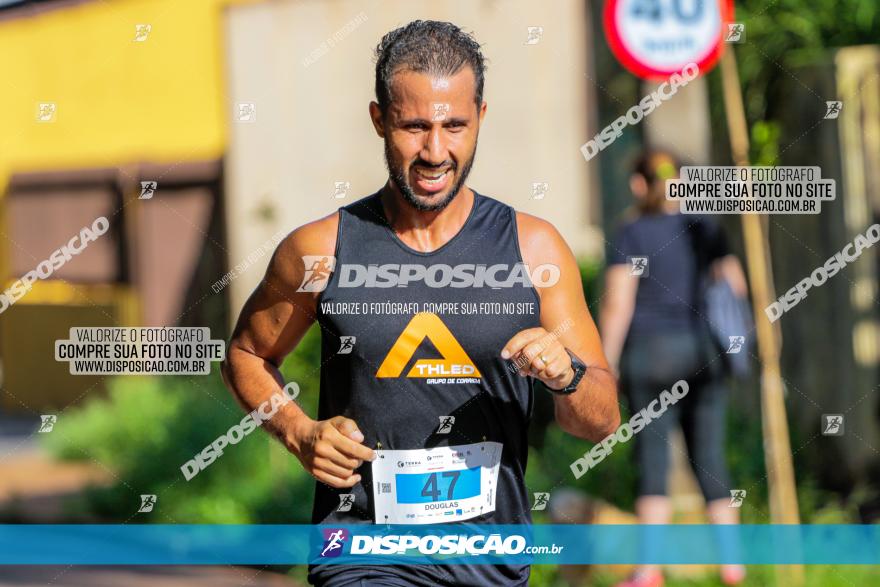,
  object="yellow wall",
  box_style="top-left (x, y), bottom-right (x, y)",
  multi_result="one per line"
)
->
top-left (0, 0), bottom-right (245, 189)
top-left (0, 0), bottom-right (254, 411)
